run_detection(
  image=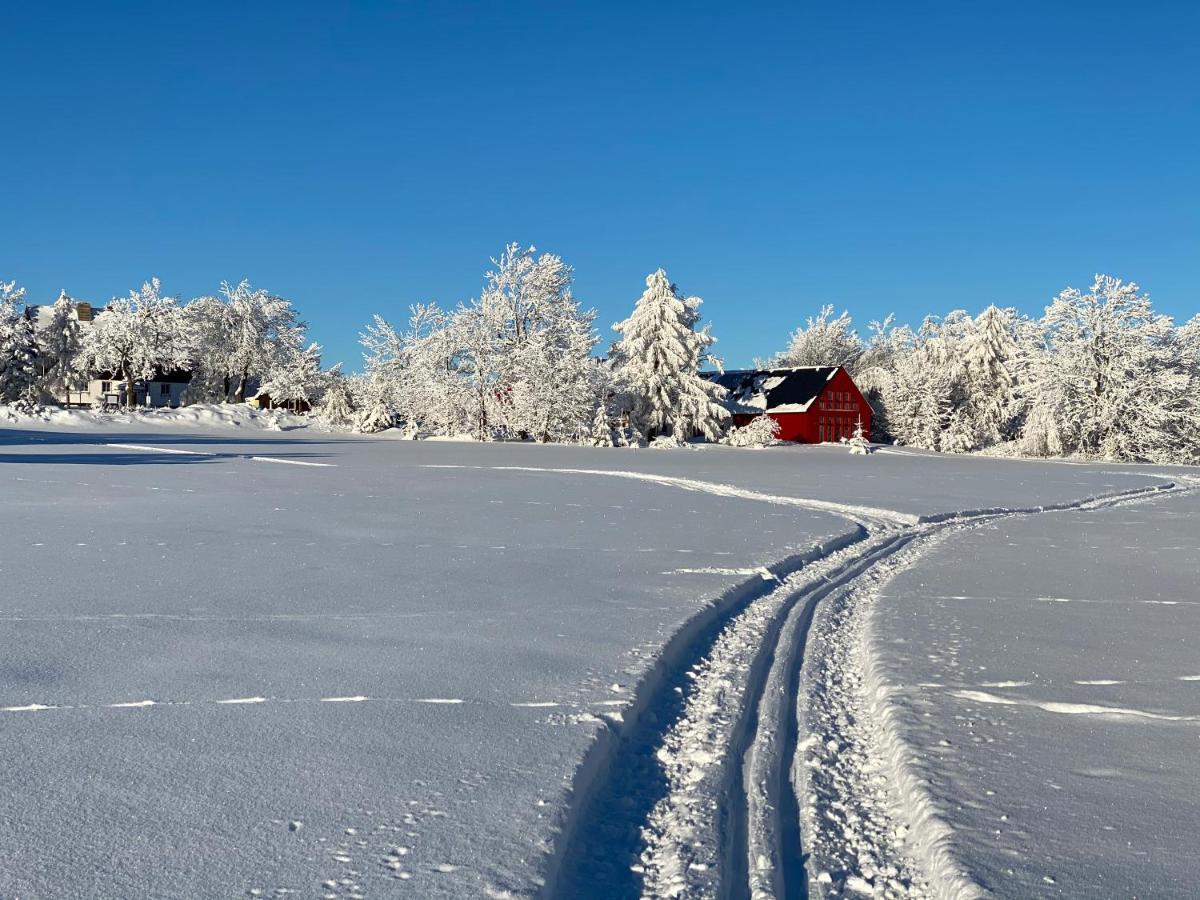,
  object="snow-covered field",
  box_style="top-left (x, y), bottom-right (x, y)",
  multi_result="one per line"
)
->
top-left (863, 494), bottom-right (1200, 898)
top-left (1, 421), bottom-right (1195, 898)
